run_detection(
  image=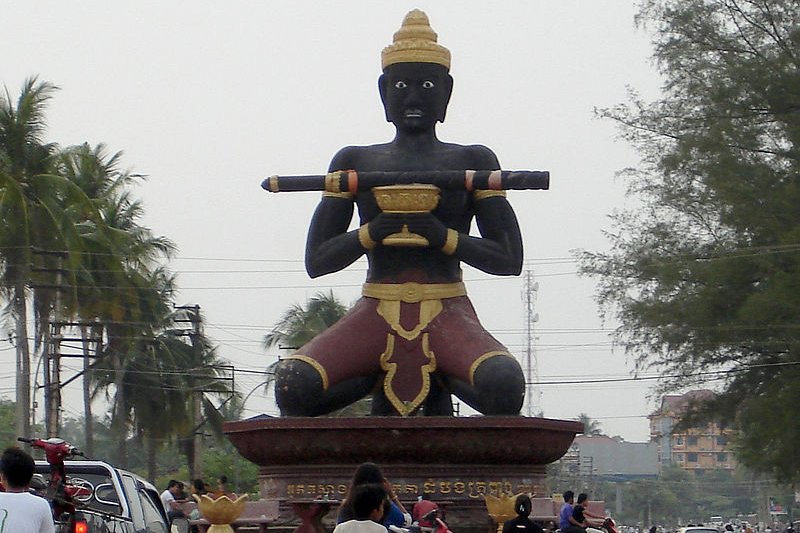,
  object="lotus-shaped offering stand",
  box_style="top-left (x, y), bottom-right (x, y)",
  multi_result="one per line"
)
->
top-left (484, 493), bottom-right (525, 533)
top-left (193, 493), bottom-right (249, 533)
top-left (373, 184), bottom-right (440, 246)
